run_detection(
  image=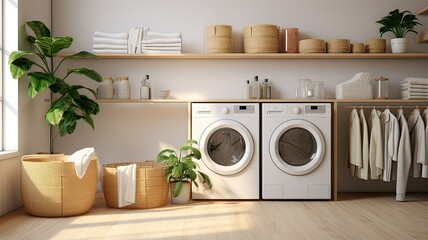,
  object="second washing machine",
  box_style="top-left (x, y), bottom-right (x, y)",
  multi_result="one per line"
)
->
top-left (192, 103), bottom-right (260, 200)
top-left (262, 103), bottom-right (331, 199)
